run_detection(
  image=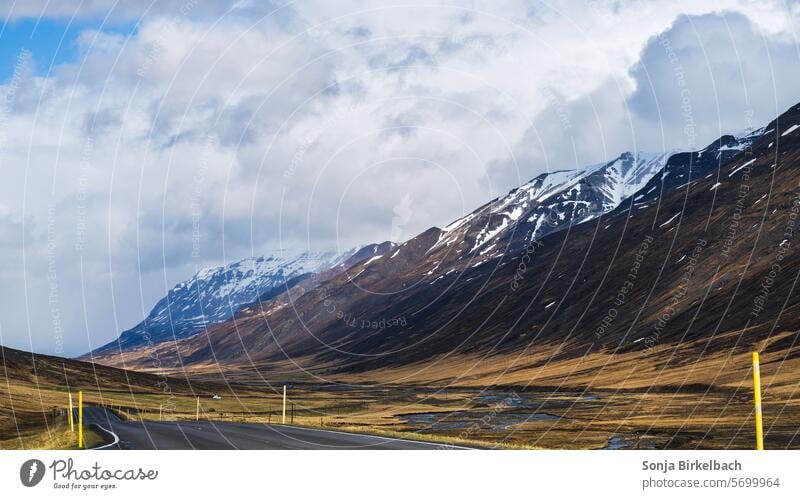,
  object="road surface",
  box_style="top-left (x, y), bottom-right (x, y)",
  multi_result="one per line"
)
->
top-left (81, 406), bottom-right (464, 450)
